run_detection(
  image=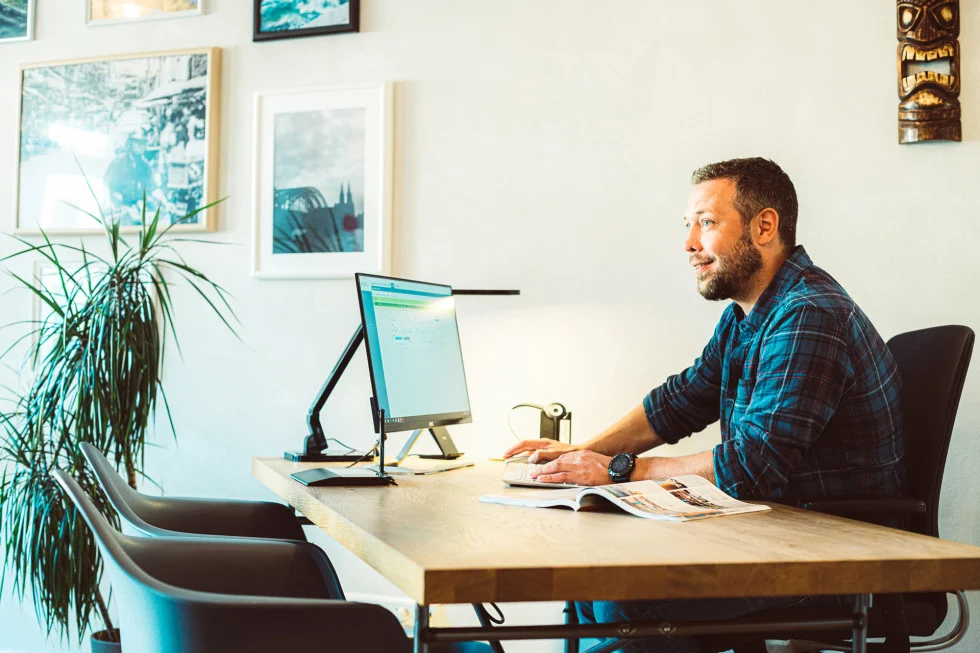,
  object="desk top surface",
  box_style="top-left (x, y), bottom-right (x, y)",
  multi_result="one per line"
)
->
top-left (253, 457), bottom-right (980, 605)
